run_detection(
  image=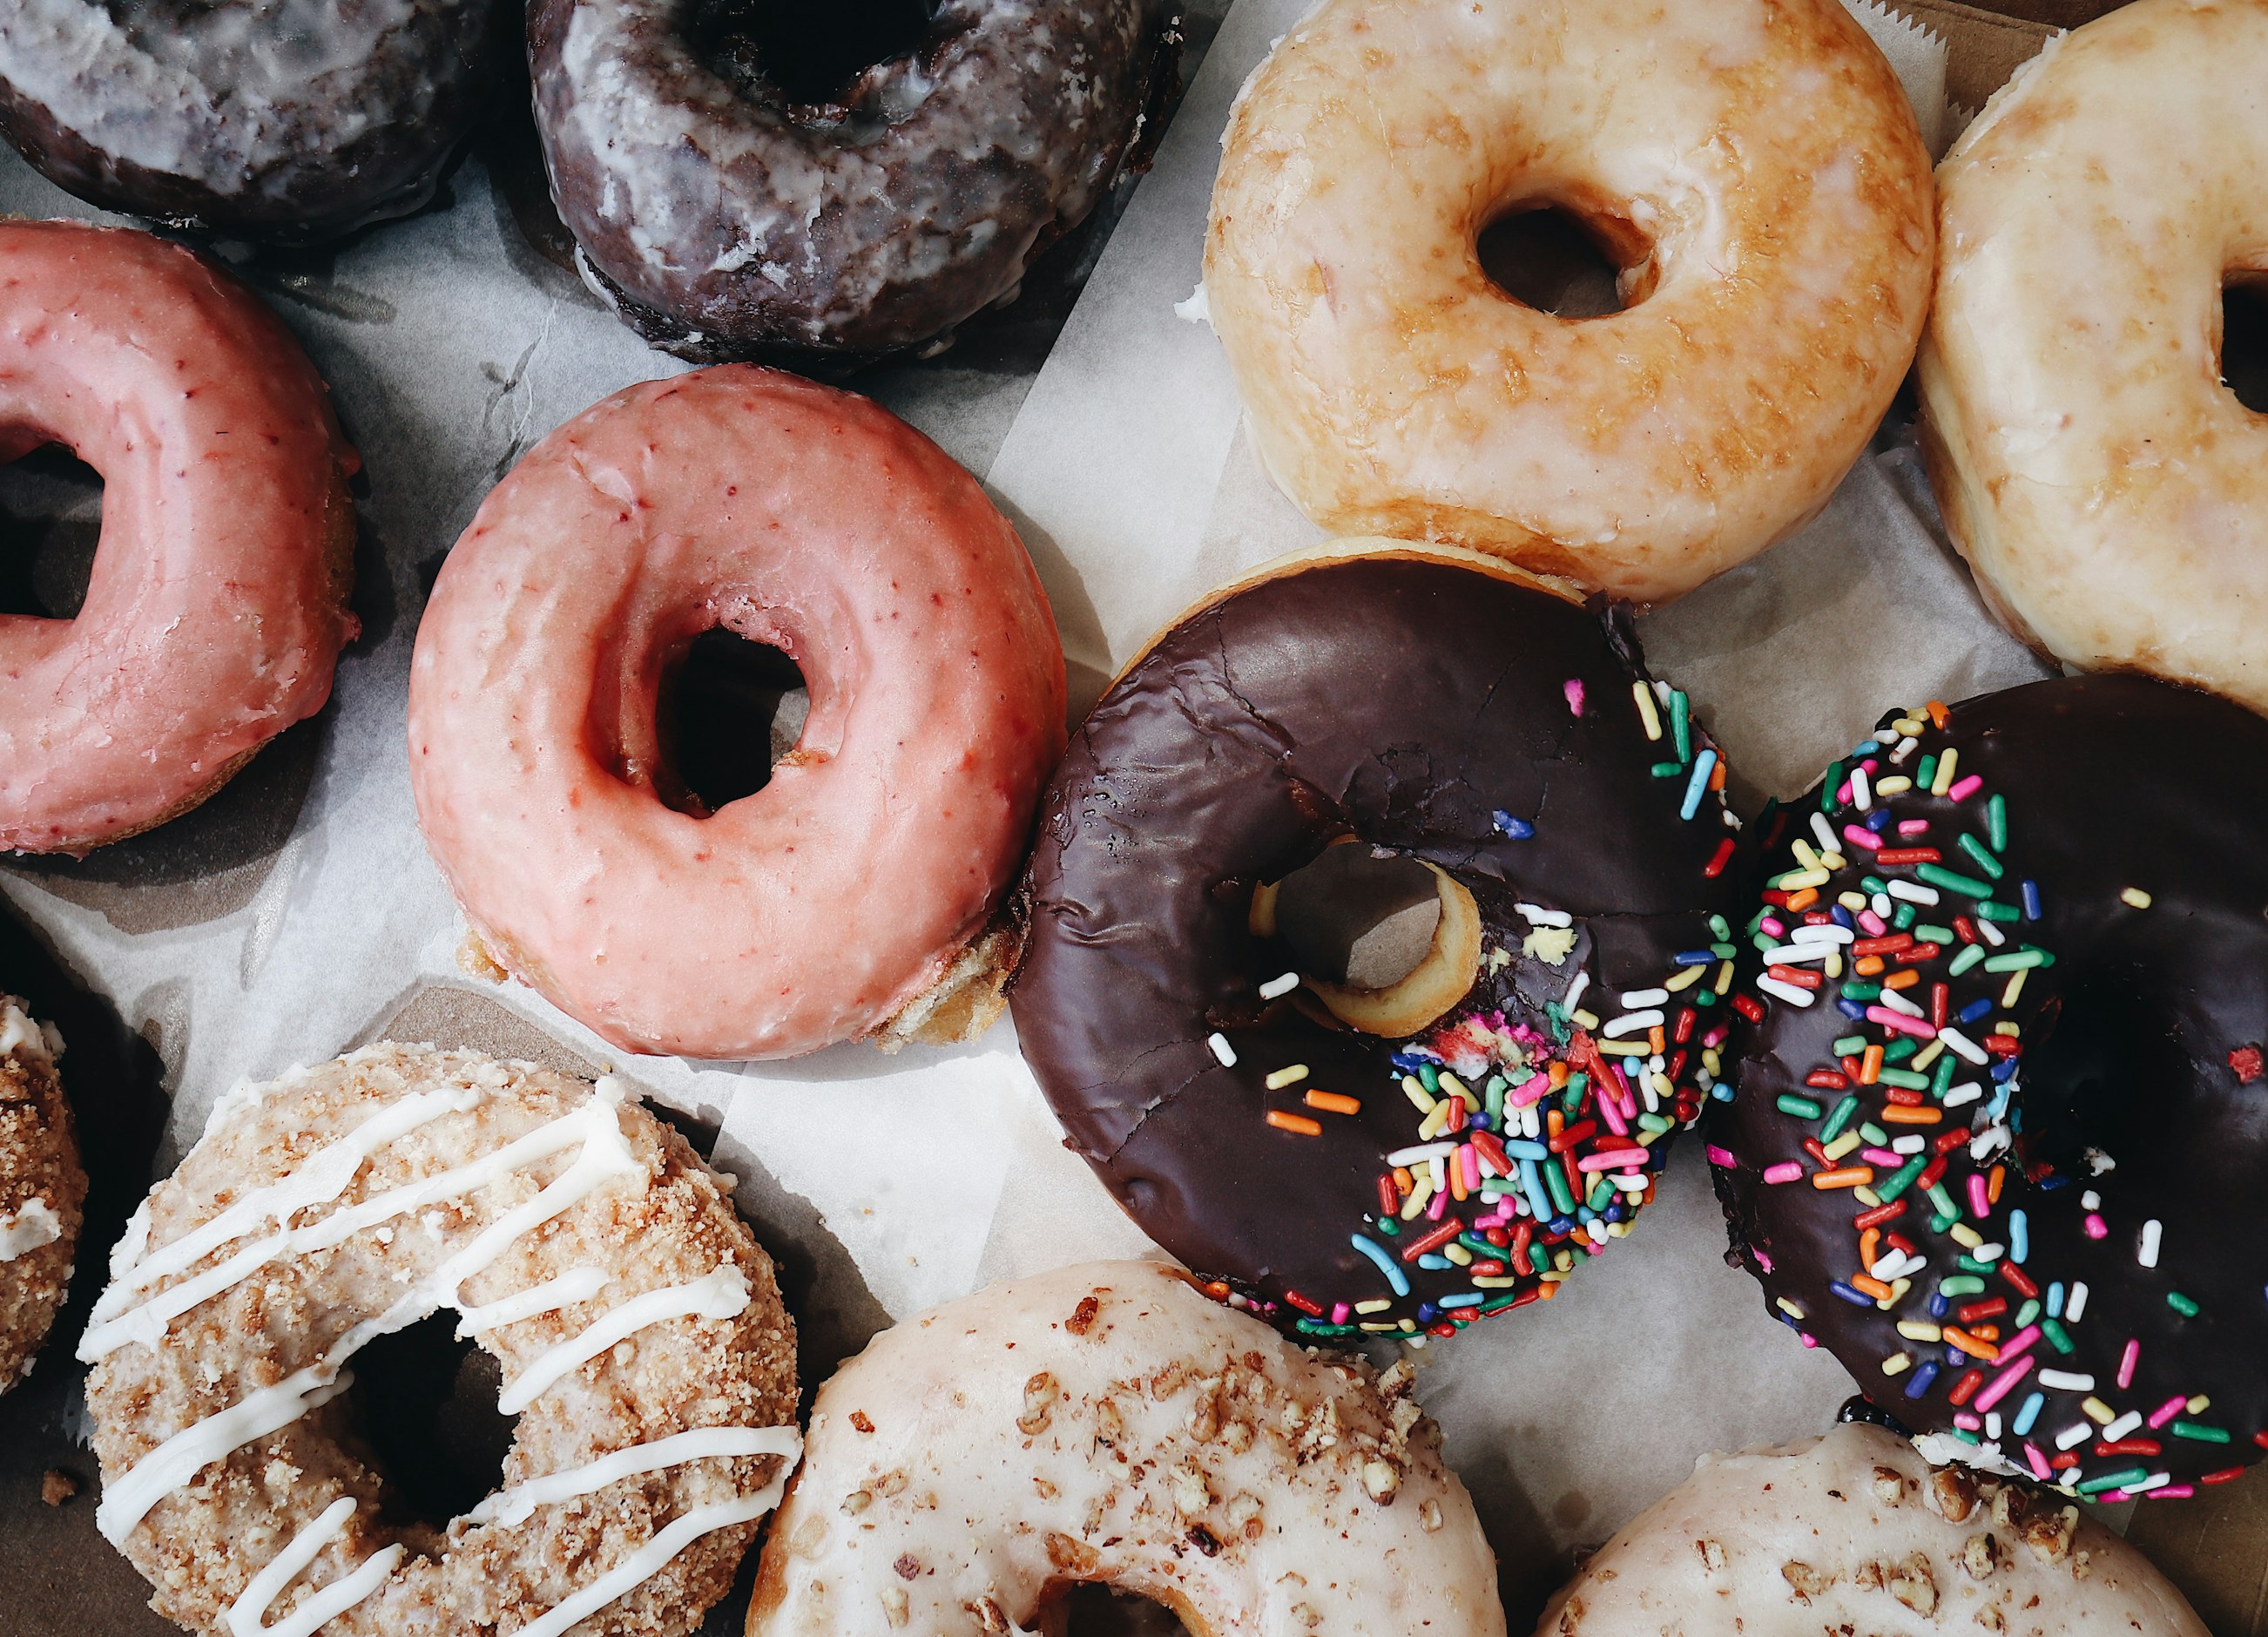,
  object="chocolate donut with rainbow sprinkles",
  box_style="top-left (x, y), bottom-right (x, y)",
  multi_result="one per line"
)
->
top-left (1713, 675), bottom-right (2268, 1501)
top-left (83, 1045), bottom-right (799, 1637)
